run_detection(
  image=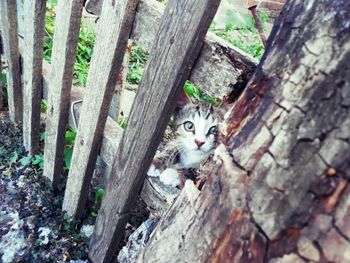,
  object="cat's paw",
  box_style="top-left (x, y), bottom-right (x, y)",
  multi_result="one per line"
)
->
top-left (147, 164), bottom-right (161, 177)
top-left (159, 168), bottom-right (180, 187)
